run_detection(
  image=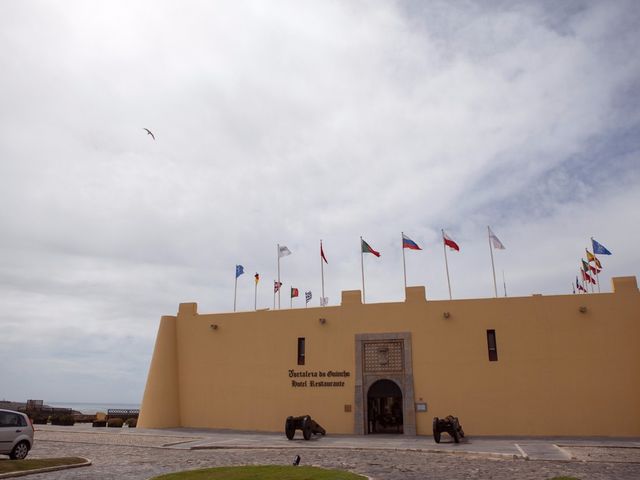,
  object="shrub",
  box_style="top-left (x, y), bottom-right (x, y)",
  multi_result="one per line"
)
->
top-left (125, 418), bottom-right (137, 428)
top-left (51, 414), bottom-right (75, 426)
top-left (92, 420), bottom-right (107, 427)
top-left (32, 415), bottom-right (49, 425)
top-left (107, 417), bottom-right (124, 428)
